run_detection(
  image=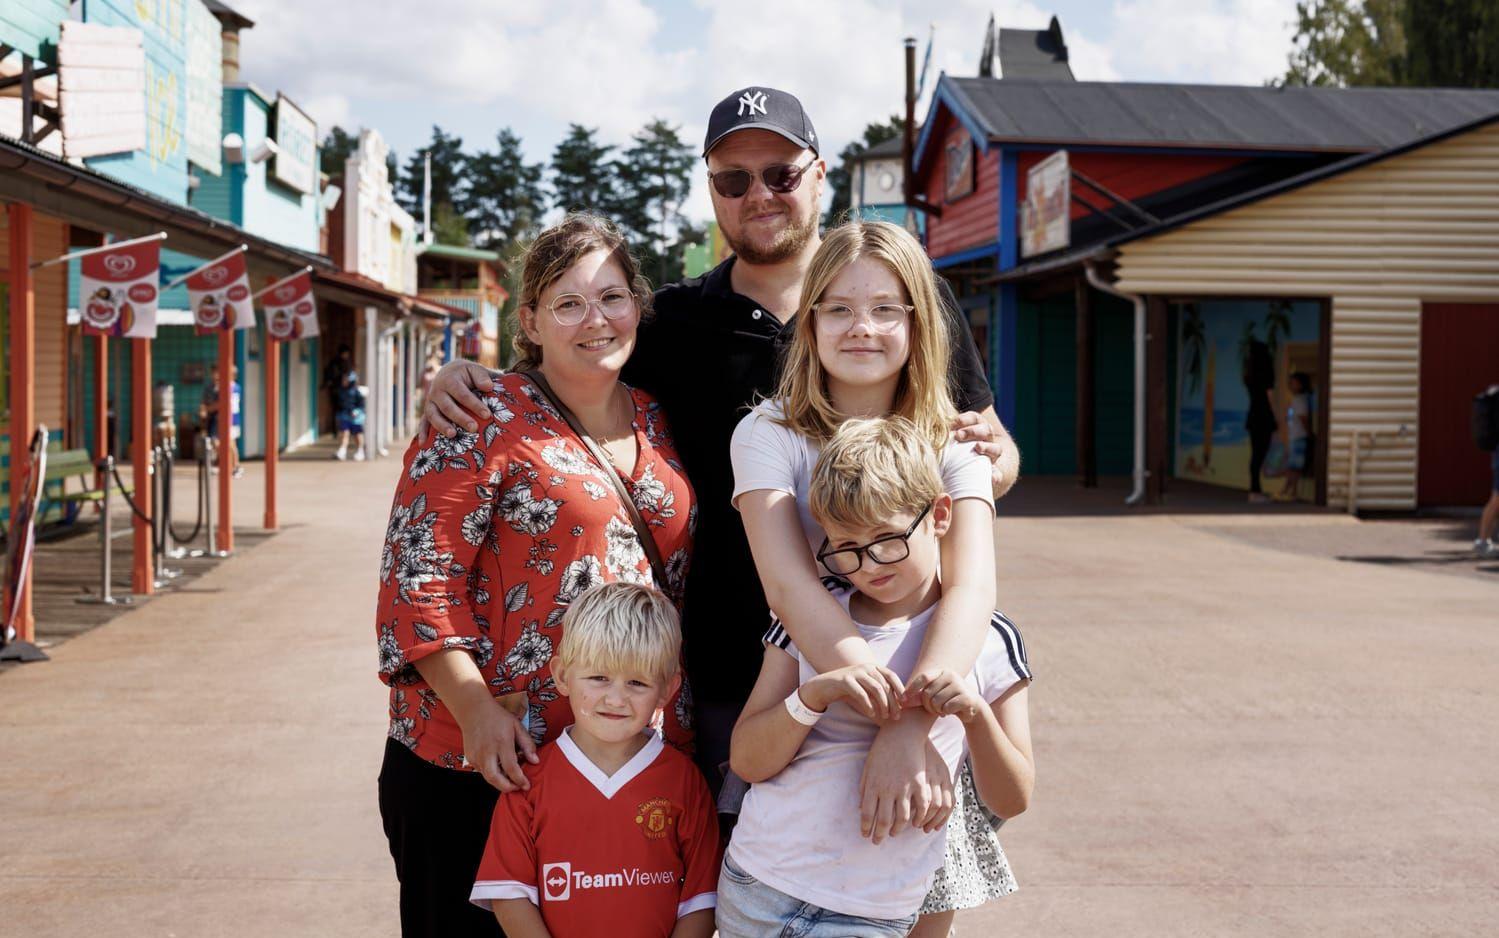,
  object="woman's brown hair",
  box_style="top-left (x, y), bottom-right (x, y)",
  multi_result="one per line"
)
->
top-left (511, 213), bottom-right (653, 370)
